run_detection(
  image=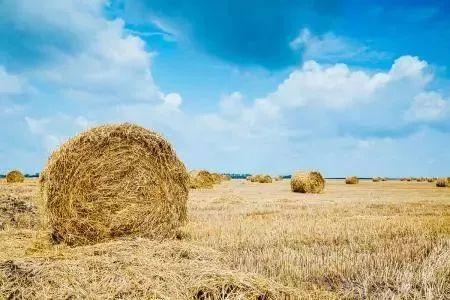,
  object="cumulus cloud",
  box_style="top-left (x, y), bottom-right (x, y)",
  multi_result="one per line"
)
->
top-left (259, 55), bottom-right (431, 111)
top-left (405, 92), bottom-right (450, 122)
